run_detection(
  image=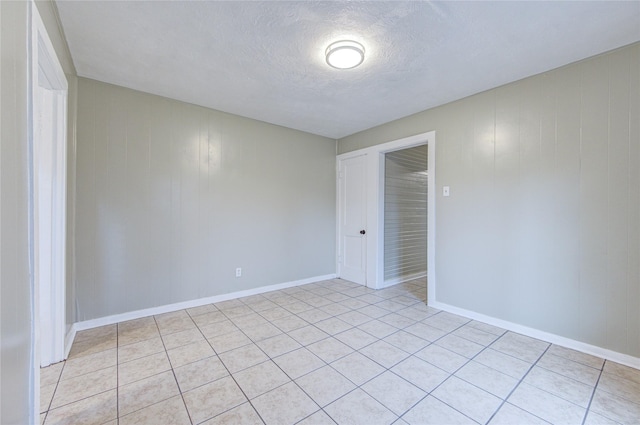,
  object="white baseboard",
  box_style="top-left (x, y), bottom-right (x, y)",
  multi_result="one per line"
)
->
top-left (380, 272), bottom-right (426, 289)
top-left (73, 274), bottom-right (336, 332)
top-left (64, 326), bottom-right (76, 358)
top-left (429, 300), bottom-right (640, 370)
